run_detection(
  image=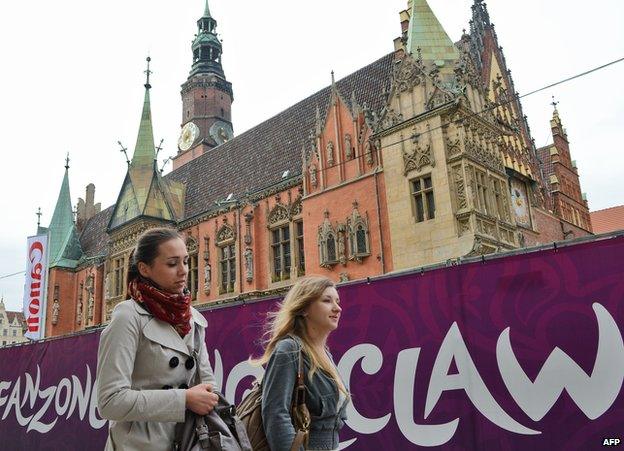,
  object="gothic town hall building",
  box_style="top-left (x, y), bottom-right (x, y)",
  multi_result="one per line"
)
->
top-left (40, 0), bottom-right (592, 337)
